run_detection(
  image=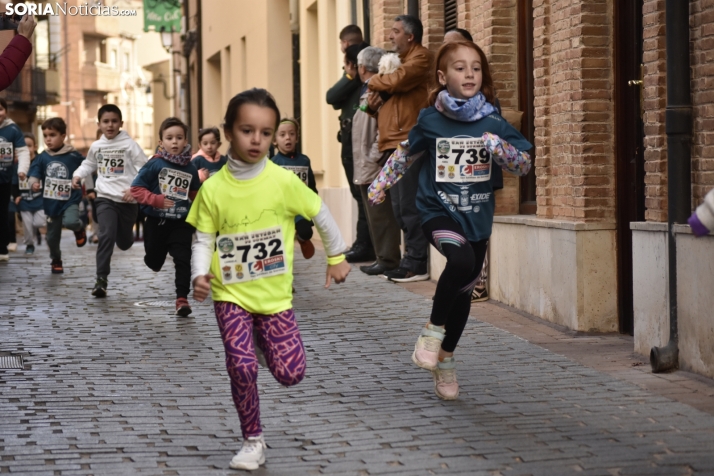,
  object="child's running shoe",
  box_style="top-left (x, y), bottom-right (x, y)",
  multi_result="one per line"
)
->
top-left (74, 228), bottom-right (87, 247)
top-left (91, 277), bottom-right (108, 297)
top-left (175, 298), bottom-right (192, 317)
top-left (7, 243), bottom-right (17, 252)
top-left (230, 435), bottom-right (266, 470)
top-left (471, 285), bottom-right (489, 302)
top-left (51, 259), bottom-right (63, 274)
top-left (298, 238), bottom-right (315, 259)
top-left (0, 254), bottom-right (8, 261)
top-left (412, 324), bottom-right (445, 371)
top-left (432, 357), bottom-right (459, 400)
top-left (387, 266), bottom-right (430, 283)
top-left (25, 245), bottom-right (35, 255)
